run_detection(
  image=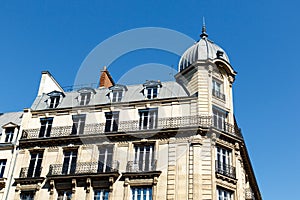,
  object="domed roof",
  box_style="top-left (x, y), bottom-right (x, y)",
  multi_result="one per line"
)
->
top-left (178, 26), bottom-right (230, 72)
